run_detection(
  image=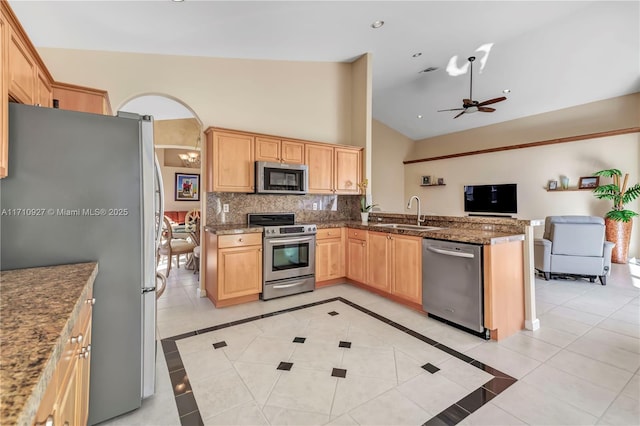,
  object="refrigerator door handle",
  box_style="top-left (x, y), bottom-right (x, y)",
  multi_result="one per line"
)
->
top-left (142, 287), bottom-right (156, 293)
top-left (154, 154), bottom-right (165, 245)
